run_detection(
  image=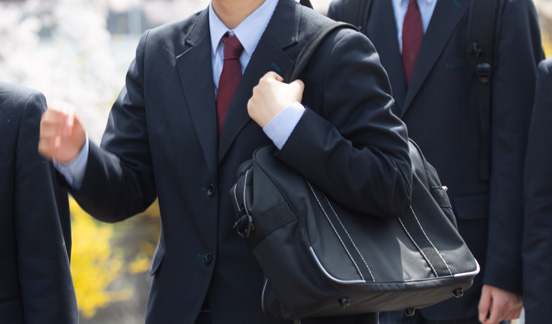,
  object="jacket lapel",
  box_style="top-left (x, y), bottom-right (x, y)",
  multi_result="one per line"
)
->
top-left (175, 10), bottom-right (218, 178)
top-left (217, 0), bottom-right (298, 163)
top-left (366, 0), bottom-right (407, 114)
top-left (401, 0), bottom-right (469, 116)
